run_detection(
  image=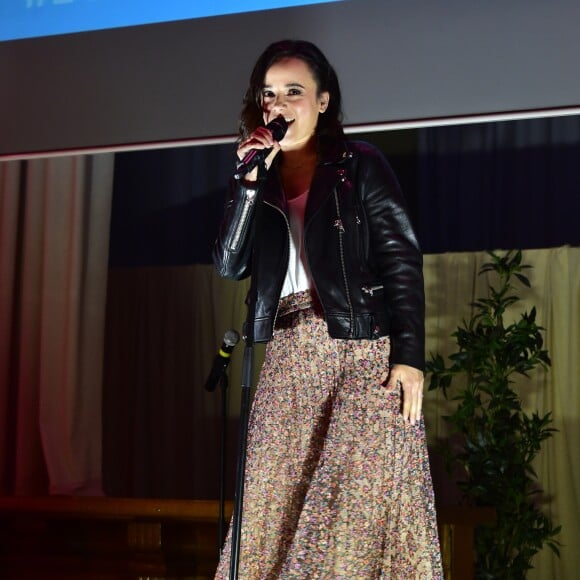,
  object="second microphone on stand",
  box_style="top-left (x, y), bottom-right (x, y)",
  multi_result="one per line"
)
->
top-left (205, 329), bottom-right (241, 392)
